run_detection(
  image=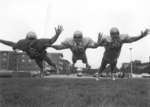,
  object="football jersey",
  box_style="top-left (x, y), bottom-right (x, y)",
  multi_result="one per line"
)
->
top-left (61, 37), bottom-right (95, 56)
top-left (100, 34), bottom-right (129, 62)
